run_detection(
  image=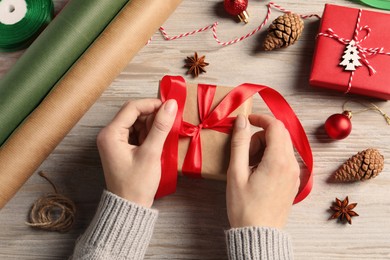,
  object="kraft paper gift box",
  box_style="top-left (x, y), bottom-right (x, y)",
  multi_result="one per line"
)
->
top-left (174, 81), bottom-right (252, 180)
top-left (178, 83), bottom-right (252, 180)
